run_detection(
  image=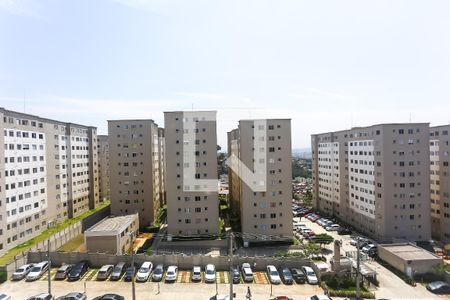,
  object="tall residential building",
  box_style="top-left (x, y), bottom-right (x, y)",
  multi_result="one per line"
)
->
top-left (311, 123), bottom-right (431, 242)
top-left (97, 135), bottom-right (110, 202)
top-left (228, 119), bottom-right (293, 245)
top-left (164, 111), bottom-right (219, 236)
top-left (108, 120), bottom-right (164, 227)
top-left (429, 126), bottom-right (450, 243)
top-left (0, 107), bottom-right (99, 256)
top-left (156, 127), bottom-right (166, 207)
